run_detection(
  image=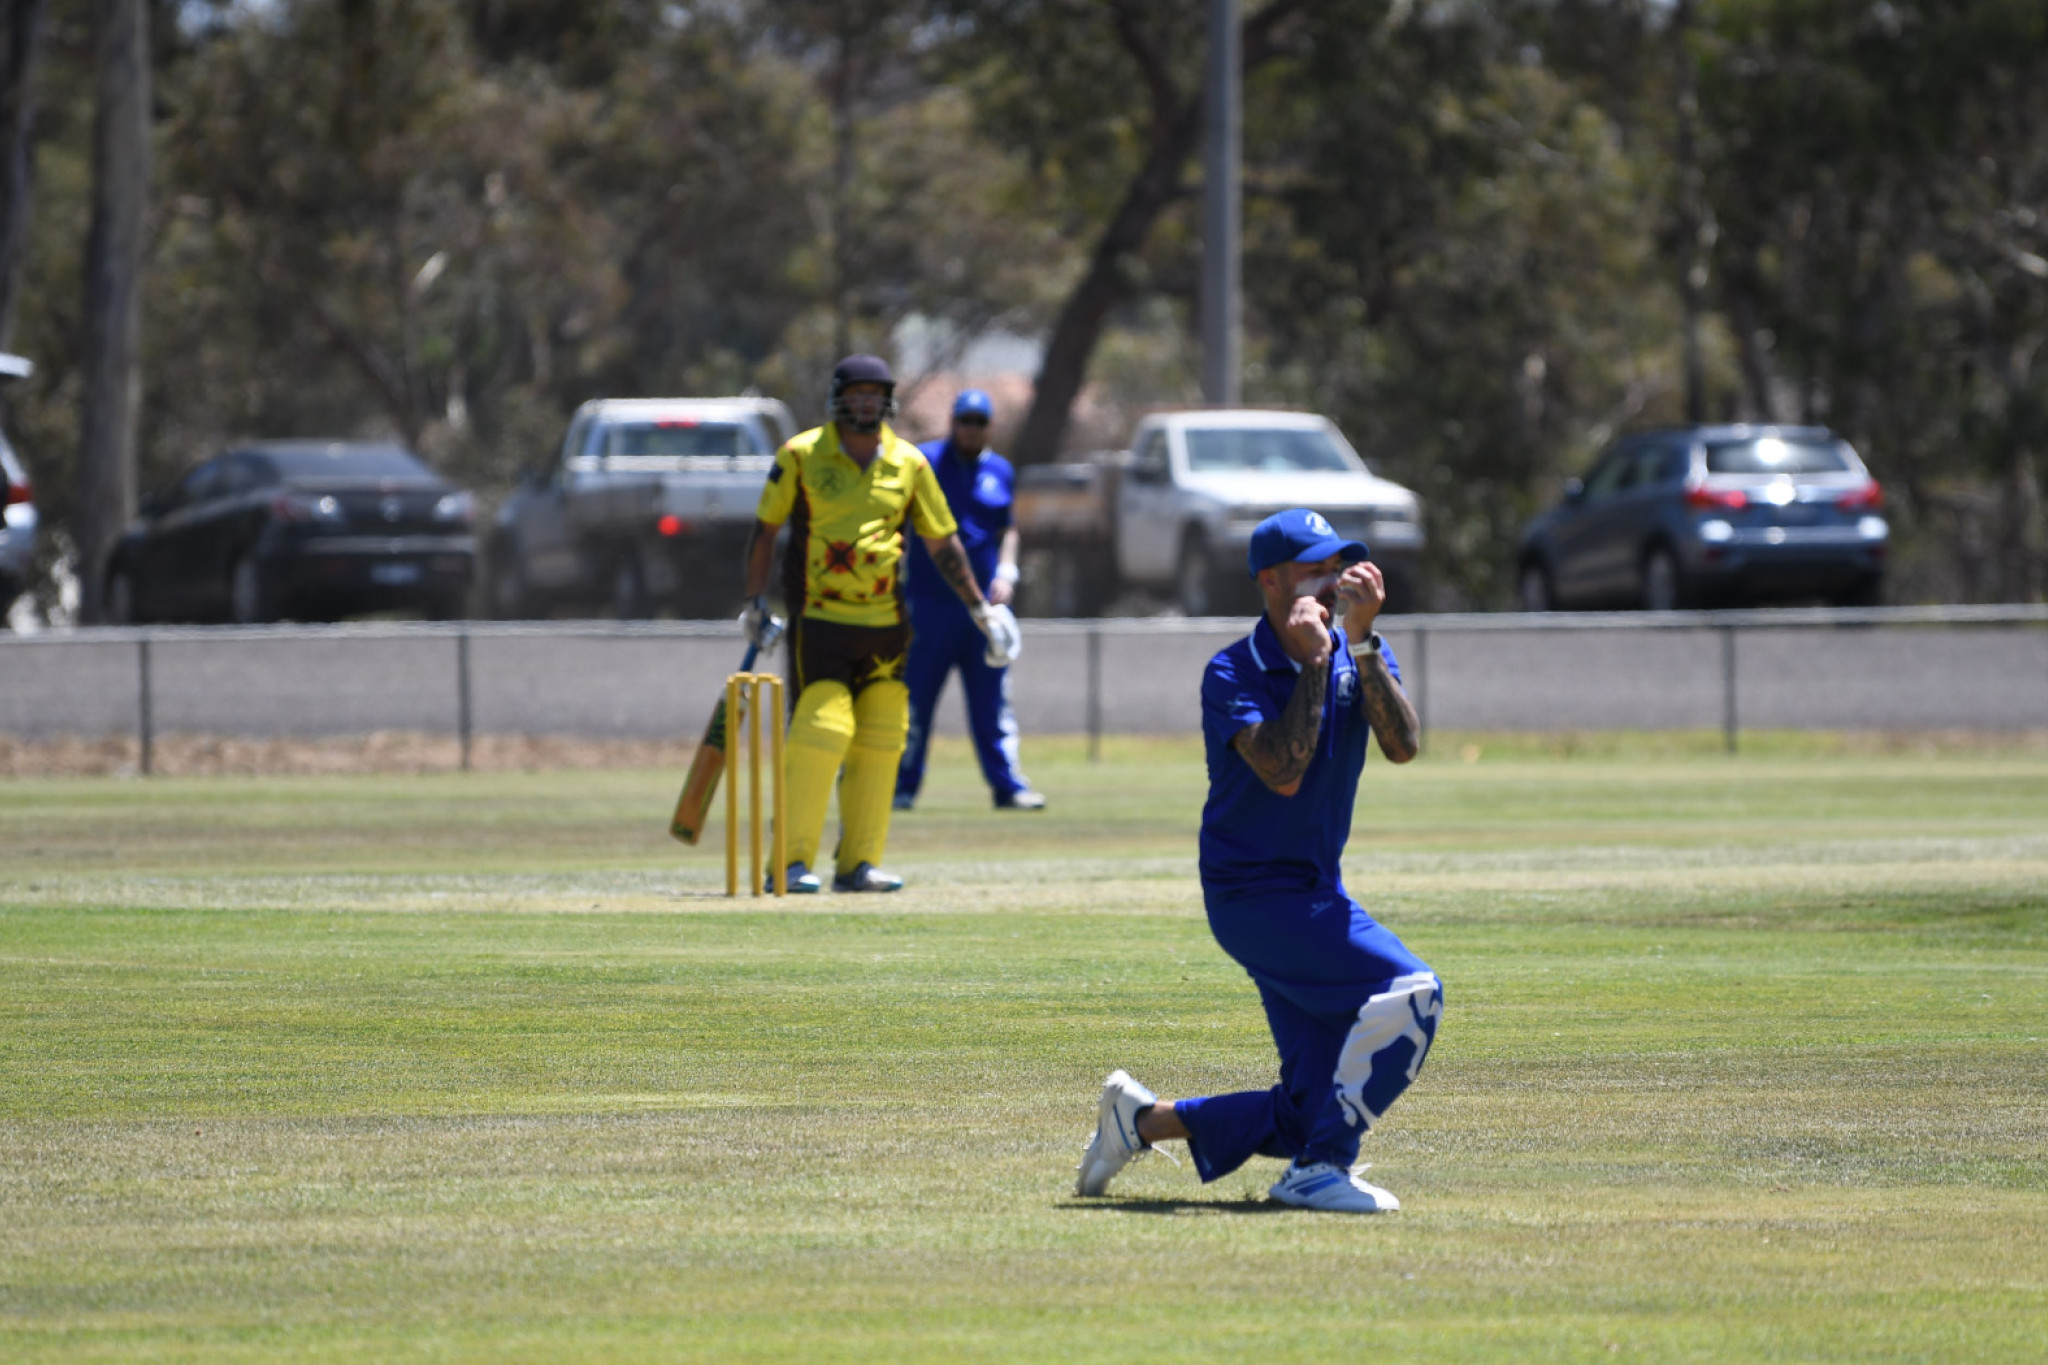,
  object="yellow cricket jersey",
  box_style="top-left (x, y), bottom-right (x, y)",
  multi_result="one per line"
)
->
top-left (756, 422), bottom-right (958, 627)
